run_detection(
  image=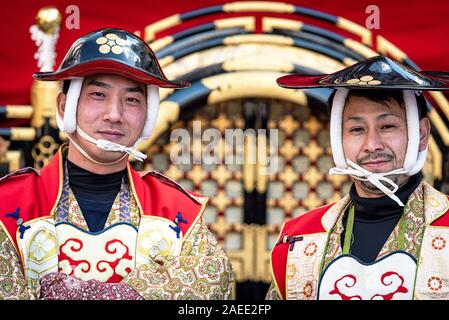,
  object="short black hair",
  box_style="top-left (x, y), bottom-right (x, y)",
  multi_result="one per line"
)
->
top-left (327, 89), bottom-right (428, 119)
top-left (62, 80), bottom-right (71, 94)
